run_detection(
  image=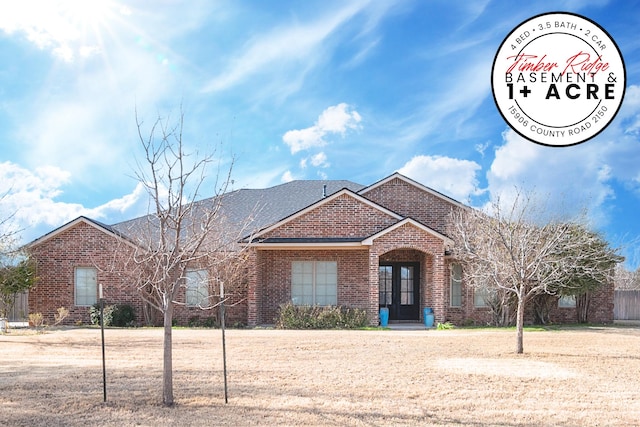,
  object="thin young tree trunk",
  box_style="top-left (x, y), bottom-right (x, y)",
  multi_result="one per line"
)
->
top-left (163, 300), bottom-right (174, 406)
top-left (516, 295), bottom-right (525, 354)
